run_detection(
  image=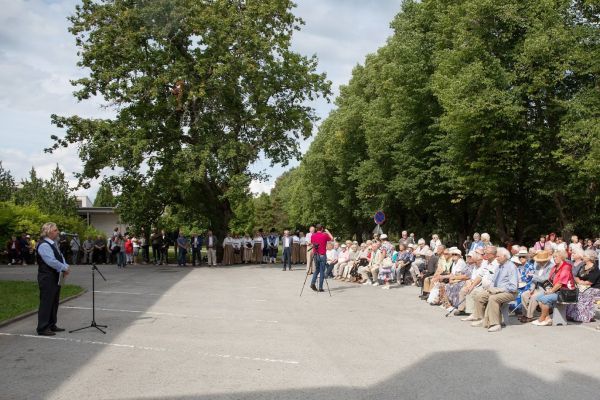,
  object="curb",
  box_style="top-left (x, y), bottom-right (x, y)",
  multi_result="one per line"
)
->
top-left (0, 289), bottom-right (87, 328)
